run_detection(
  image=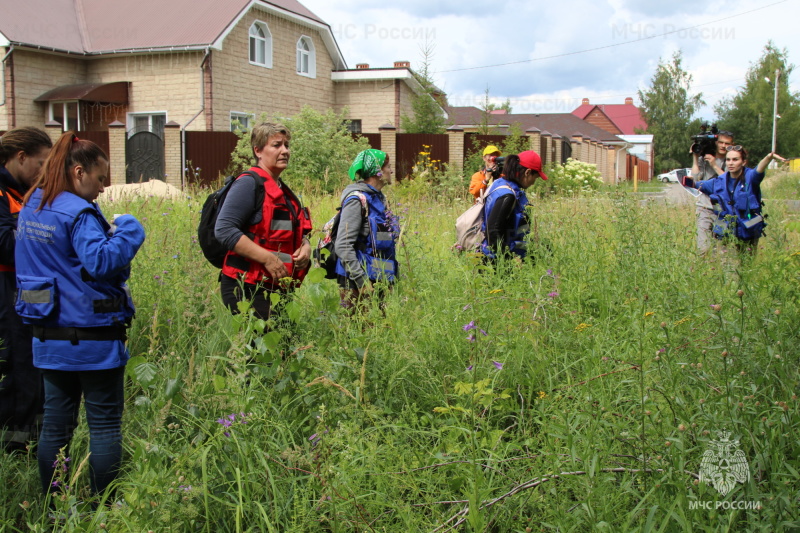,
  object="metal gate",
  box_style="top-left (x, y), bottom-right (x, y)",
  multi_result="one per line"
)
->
top-left (126, 131), bottom-right (164, 183)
